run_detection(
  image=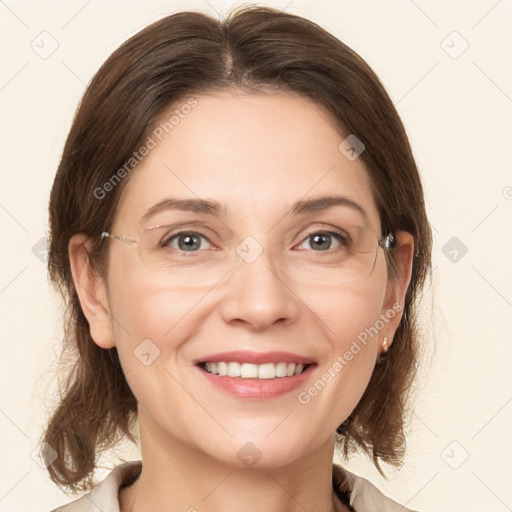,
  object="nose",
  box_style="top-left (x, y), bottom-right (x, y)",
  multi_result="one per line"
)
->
top-left (219, 244), bottom-right (300, 331)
